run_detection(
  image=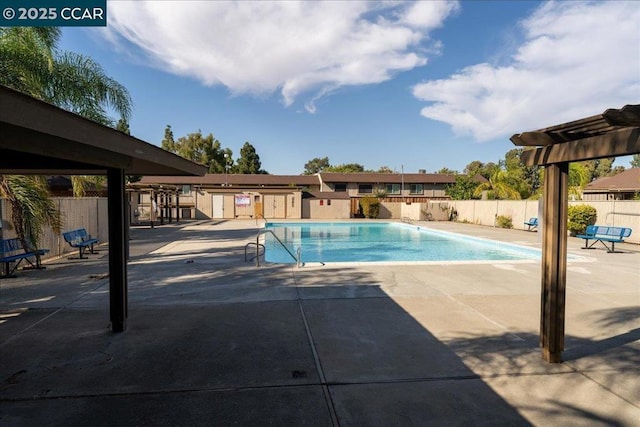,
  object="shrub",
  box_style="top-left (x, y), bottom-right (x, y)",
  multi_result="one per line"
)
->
top-left (359, 196), bottom-right (380, 219)
top-left (495, 215), bottom-right (513, 229)
top-left (568, 205), bottom-right (597, 235)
